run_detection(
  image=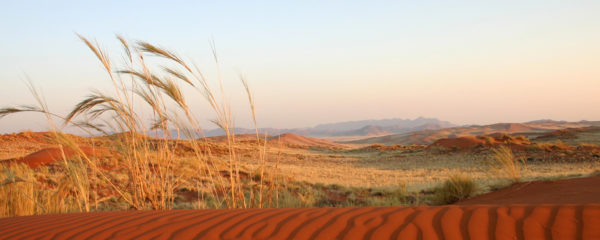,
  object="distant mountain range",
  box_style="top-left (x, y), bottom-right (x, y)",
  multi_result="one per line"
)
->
top-left (344, 120), bottom-right (600, 145)
top-left (168, 117), bottom-right (456, 139)
top-left (154, 118), bottom-right (600, 145)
